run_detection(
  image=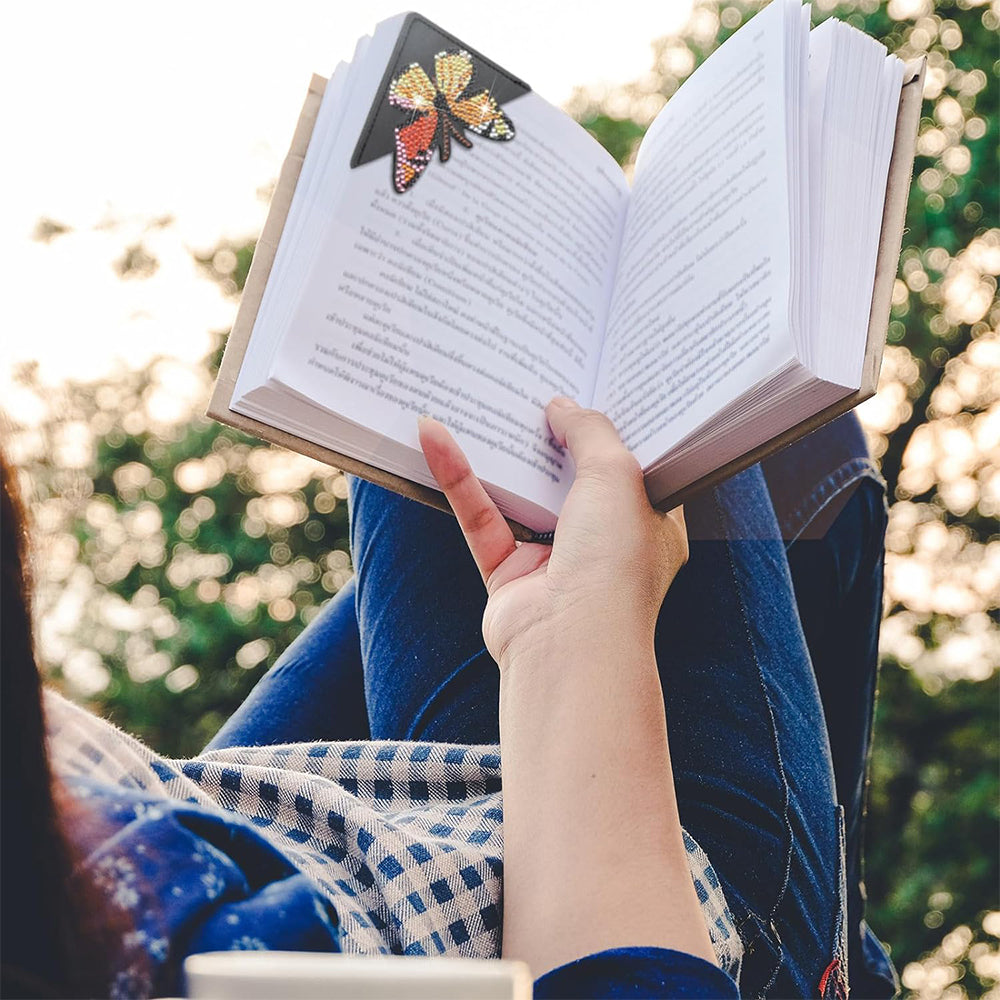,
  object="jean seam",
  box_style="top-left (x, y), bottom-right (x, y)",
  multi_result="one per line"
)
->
top-left (780, 458), bottom-right (885, 545)
top-left (402, 646), bottom-right (490, 741)
top-left (824, 803), bottom-right (850, 999)
top-left (714, 487), bottom-right (792, 995)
